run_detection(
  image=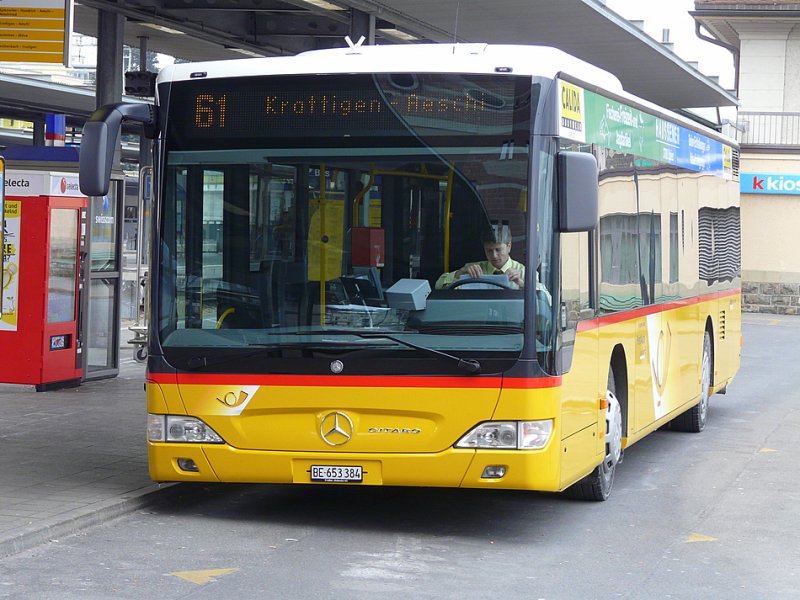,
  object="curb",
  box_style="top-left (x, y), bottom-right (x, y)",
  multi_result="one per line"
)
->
top-left (0, 483), bottom-right (177, 559)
